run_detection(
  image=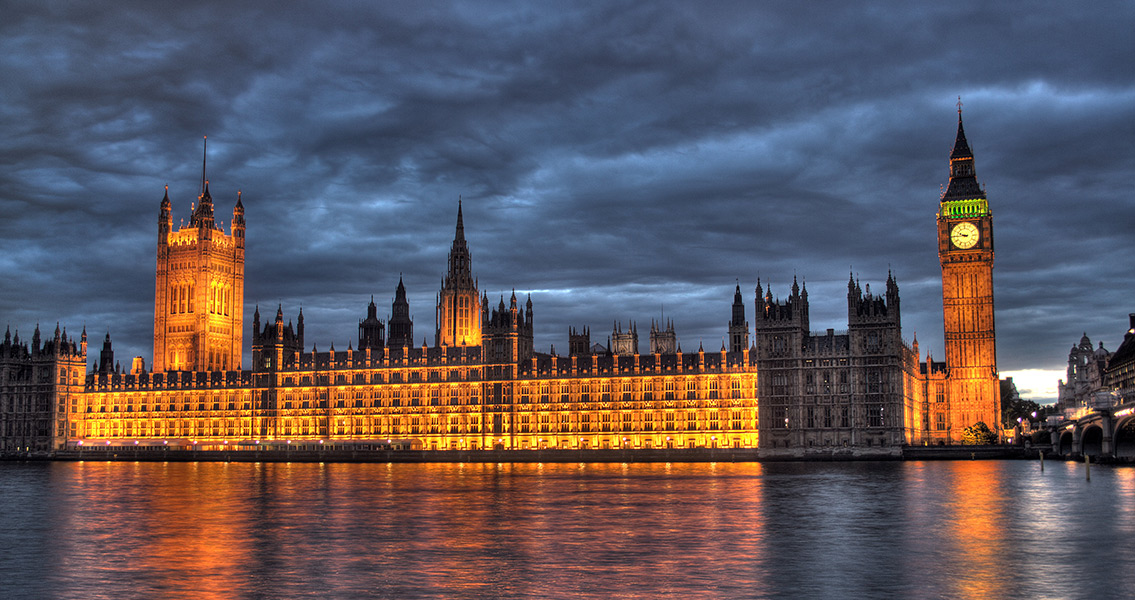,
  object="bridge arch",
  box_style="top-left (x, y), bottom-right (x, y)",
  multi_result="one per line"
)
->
top-left (1081, 425), bottom-right (1104, 457)
top-left (1058, 431), bottom-right (1074, 456)
top-left (1114, 417), bottom-right (1135, 459)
